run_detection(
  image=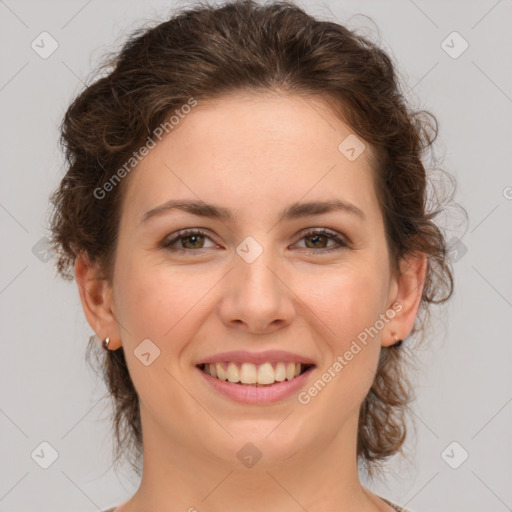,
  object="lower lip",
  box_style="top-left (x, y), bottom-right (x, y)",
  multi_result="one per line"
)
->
top-left (196, 366), bottom-right (316, 404)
